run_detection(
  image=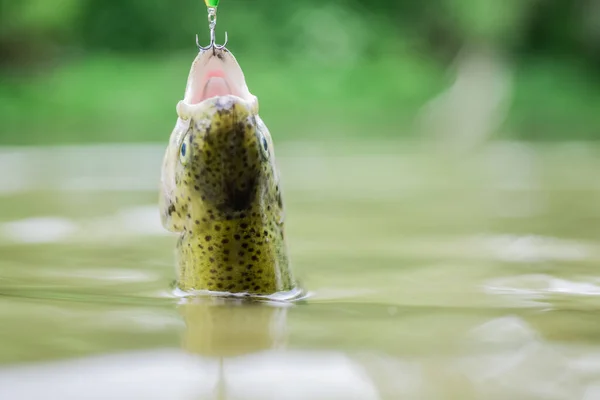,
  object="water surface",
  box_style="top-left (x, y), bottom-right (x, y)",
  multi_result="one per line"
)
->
top-left (0, 141), bottom-right (599, 399)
